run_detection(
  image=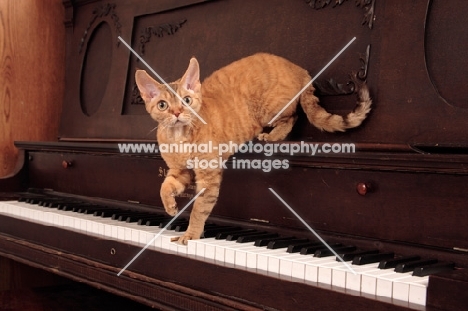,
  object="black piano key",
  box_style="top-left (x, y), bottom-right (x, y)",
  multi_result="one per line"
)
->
top-left (412, 262), bottom-right (455, 277)
top-left (378, 255), bottom-right (421, 269)
top-left (287, 241), bottom-right (322, 253)
top-left (314, 245), bottom-right (356, 258)
top-left (94, 209), bottom-right (124, 217)
top-left (38, 198), bottom-right (64, 207)
top-left (123, 215), bottom-right (148, 223)
top-left (166, 221), bottom-right (189, 230)
top-left (395, 258), bottom-right (438, 273)
top-left (59, 205), bottom-right (76, 211)
top-left (267, 238), bottom-right (309, 250)
top-left (226, 231), bottom-right (266, 242)
top-left (216, 229), bottom-right (257, 240)
top-left (300, 243), bottom-right (342, 255)
top-left (58, 202), bottom-right (90, 211)
top-left (159, 219), bottom-right (187, 229)
top-left (18, 195), bottom-right (33, 202)
top-left (202, 226), bottom-right (242, 238)
top-left (79, 207), bottom-right (104, 214)
top-left (79, 206), bottom-right (111, 213)
top-left (352, 252), bottom-right (395, 265)
top-left (137, 215), bottom-right (168, 225)
top-left (254, 236), bottom-right (295, 247)
top-left (337, 249), bottom-right (379, 262)
top-left (174, 224), bottom-right (189, 232)
top-left (145, 218), bottom-right (173, 226)
top-left (94, 209), bottom-right (123, 217)
top-left (111, 212), bottom-right (137, 220)
top-left (118, 212), bottom-right (149, 222)
top-left (25, 198), bottom-right (42, 204)
top-left (237, 233), bottom-right (279, 243)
